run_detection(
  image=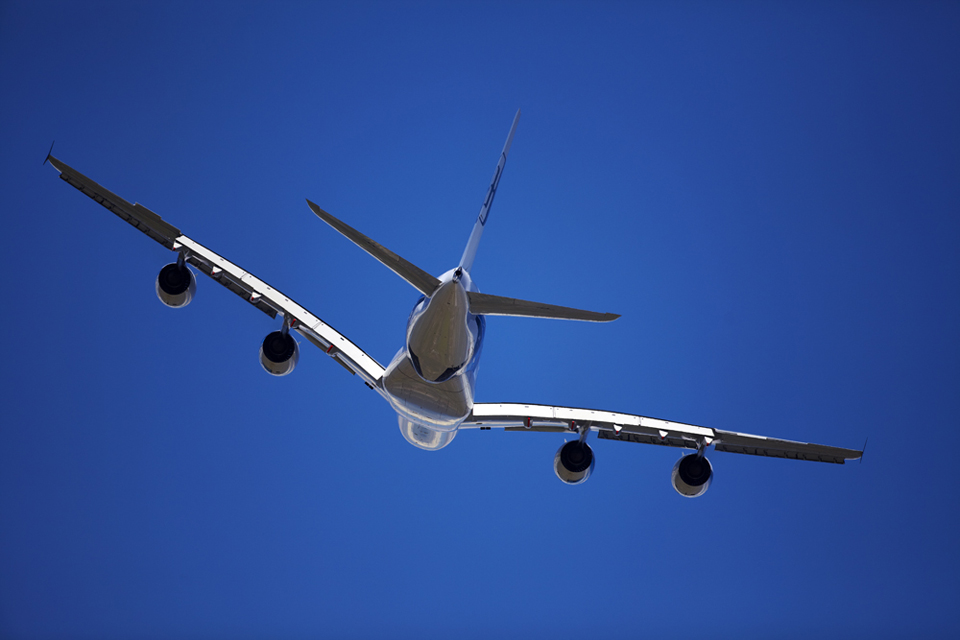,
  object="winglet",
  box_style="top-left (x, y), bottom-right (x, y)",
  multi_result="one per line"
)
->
top-left (860, 437), bottom-right (868, 464)
top-left (43, 141), bottom-right (55, 166)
